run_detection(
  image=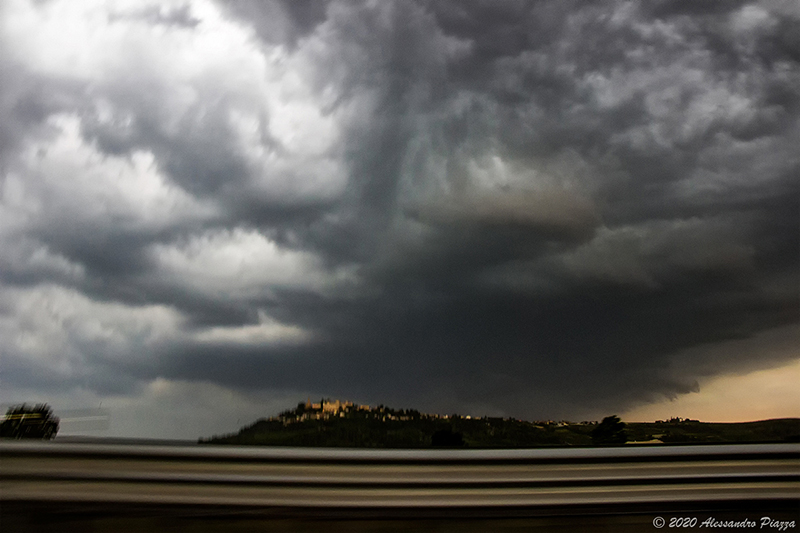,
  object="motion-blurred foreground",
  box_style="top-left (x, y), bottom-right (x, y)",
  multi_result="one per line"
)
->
top-left (0, 405), bottom-right (59, 440)
top-left (1, 441), bottom-right (797, 532)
